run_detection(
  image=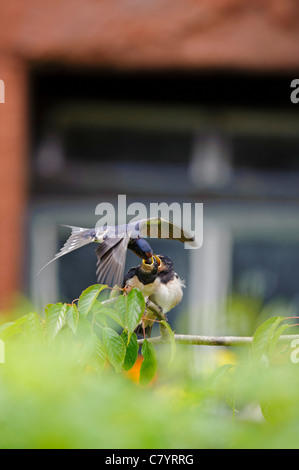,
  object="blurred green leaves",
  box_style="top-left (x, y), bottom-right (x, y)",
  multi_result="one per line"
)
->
top-left (45, 303), bottom-right (68, 343)
top-left (102, 327), bottom-right (126, 373)
top-left (252, 316), bottom-right (284, 361)
top-left (252, 315), bottom-right (291, 362)
top-left (1, 285), bottom-right (299, 449)
top-left (0, 285), bottom-right (158, 380)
